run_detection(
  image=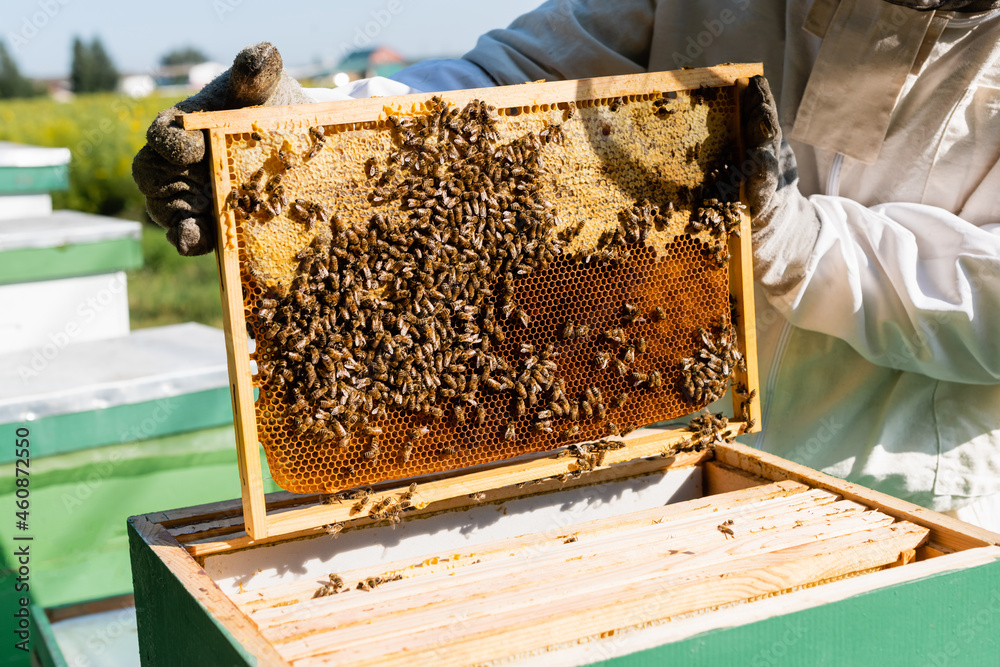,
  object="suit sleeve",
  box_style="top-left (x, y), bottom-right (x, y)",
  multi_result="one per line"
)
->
top-left (765, 196), bottom-right (1000, 384)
